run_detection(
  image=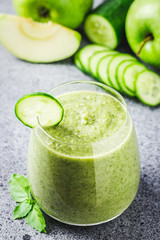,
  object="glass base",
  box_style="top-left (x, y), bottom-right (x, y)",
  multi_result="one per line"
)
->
top-left (44, 211), bottom-right (122, 226)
